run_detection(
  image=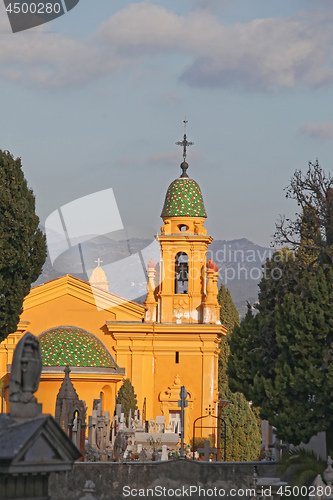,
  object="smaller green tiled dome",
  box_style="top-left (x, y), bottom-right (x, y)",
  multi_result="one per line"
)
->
top-left (161, 178), bottom-right (207, 218)
top-left (38, 327), bottom-right (116, 367)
